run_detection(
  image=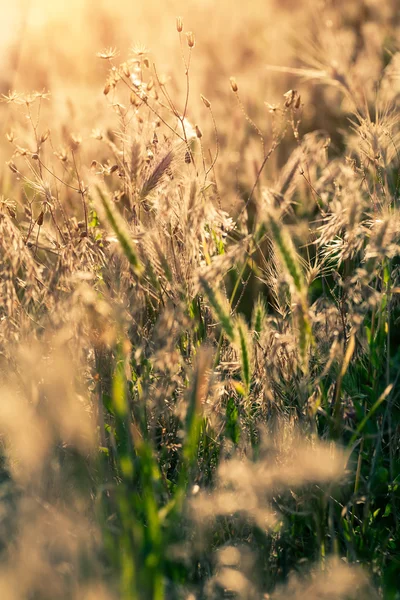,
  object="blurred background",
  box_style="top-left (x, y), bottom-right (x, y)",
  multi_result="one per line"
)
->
top-left (1, 0), bottom-right (398, 194)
